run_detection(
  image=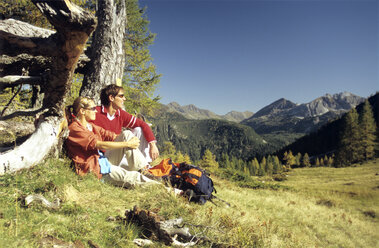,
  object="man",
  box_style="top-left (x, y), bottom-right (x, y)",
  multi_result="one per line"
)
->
top-left (91, 84), bottom-right (159, 167)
